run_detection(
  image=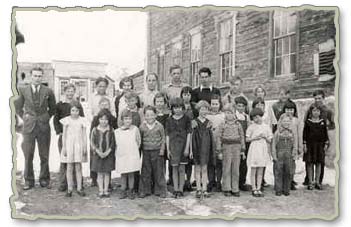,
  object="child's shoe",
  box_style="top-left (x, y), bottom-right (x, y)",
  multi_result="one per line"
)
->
top-left (160, 192), bottom-right (167, 198)
top-left (224, 191), bottom-right (231, 197)
top-left (172, 191), bottom-right (178, 198)
top-left (119, 190), bottom-right (127, 199)
top-left (128, 190), bottom-right (135, 200)
top-left (283, 192), bottom-right (290, 196)
top-left (65, 191), bottom-right (72, 197)
top-left (77, 190), bottom-right (86, 197)
top-left (104, 192), bottom-right (110, 198)
top-left (178, 191), bottom-right (184, 197)
top-left (257, 190), bottom-right (264, 197)
top-left (315, 183), bottom-right (323, 190)
top-left (307, 184), bottom-right (314, 190)
top-left (203, 191), bottom-right (210, 198)
top-left (231, 191), bottom-right (240, 197)
top-left (275, 191), bottom-right (282, 196)
top-left (196, 190), bottom-right (202, 198)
